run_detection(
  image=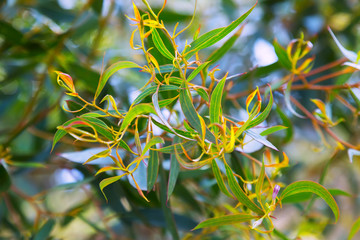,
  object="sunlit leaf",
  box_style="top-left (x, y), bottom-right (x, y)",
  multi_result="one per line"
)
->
top-left (95, 61), bottom-right (141, 100)
top-left (186, 1), bottom-right (257, 58)
top-left (255, 160), bottom-right (265, 205)
top-left (179, 82), bottom-right (216, 143)
top-left (152, 28), bottom-right (174, 60)
top-left (260, 125), bottom-right (287, 136)
top-left (206, 26), bottom-right (244, 65)
top-left (225, 163), bottom-right (264, 215)
top-left (141, 136), bottom-right (164, 157)
top-left (187, 61), bottom-right (210, 82)
top-left (210, 74), bottom-right (226, 130)
top-left (194, 88), bottom-right (209, 102)
top-left (273, 39), bottom-right (292, 70)
top-left (348, 216), bottom-right (360, 240)
top-left (193, 213), bottom-right (256, 230)
top-left (133, 85), bottom-right (179, 105)
top-left (120, 103), bottom-right (156, 131)
top-left (212, 159), bottom-right (233, 198)
top-left (280, 181), bottom-right (339, 223)
top-left (246, 88), bottom-right (273, 129)
top-left (100, 174), bottom-right (128, 202)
